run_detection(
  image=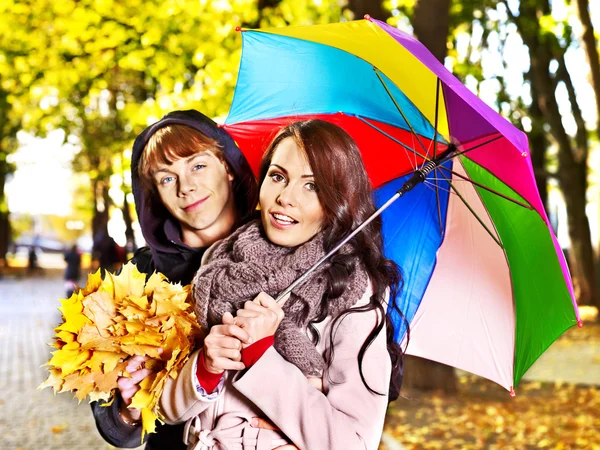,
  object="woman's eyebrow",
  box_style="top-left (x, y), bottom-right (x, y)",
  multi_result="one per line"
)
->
top-left (270, 164), bottom-right (313, 178)
top-left (269, 164), bottom-right (288, 174)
